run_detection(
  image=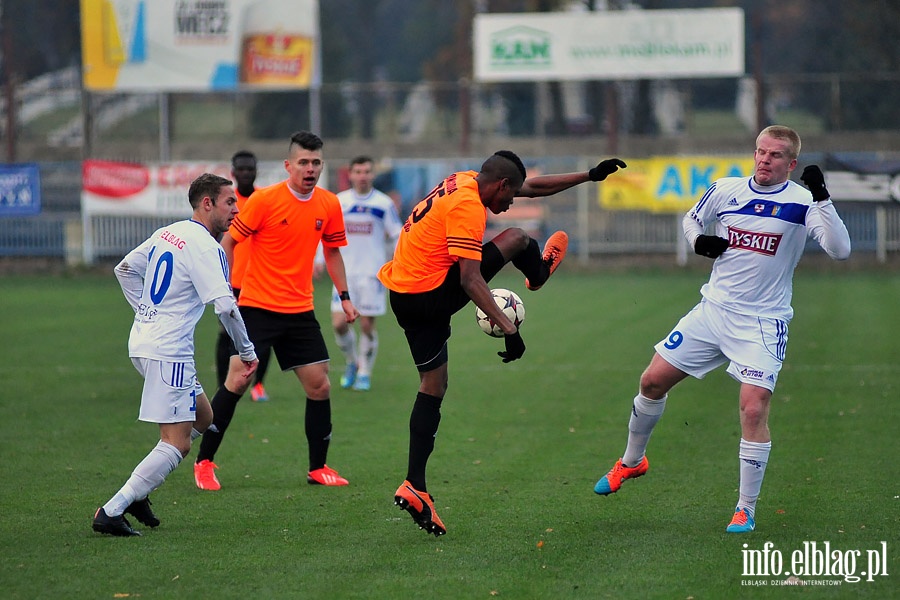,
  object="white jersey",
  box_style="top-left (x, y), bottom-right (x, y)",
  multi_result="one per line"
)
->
top-left (118, 219), bottom-right (234, 362)
top-left (684, 176), bottom-right (850, 321)
top-left (336, 188), bottom-right (402, 276)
